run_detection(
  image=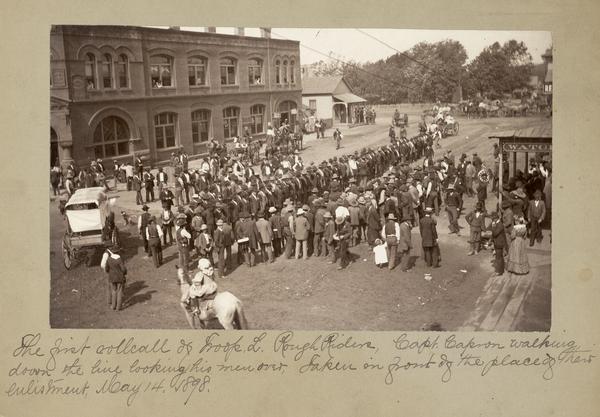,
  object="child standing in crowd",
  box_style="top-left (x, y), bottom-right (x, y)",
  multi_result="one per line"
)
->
top-left (373, 238), bottom-right (388, 268)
